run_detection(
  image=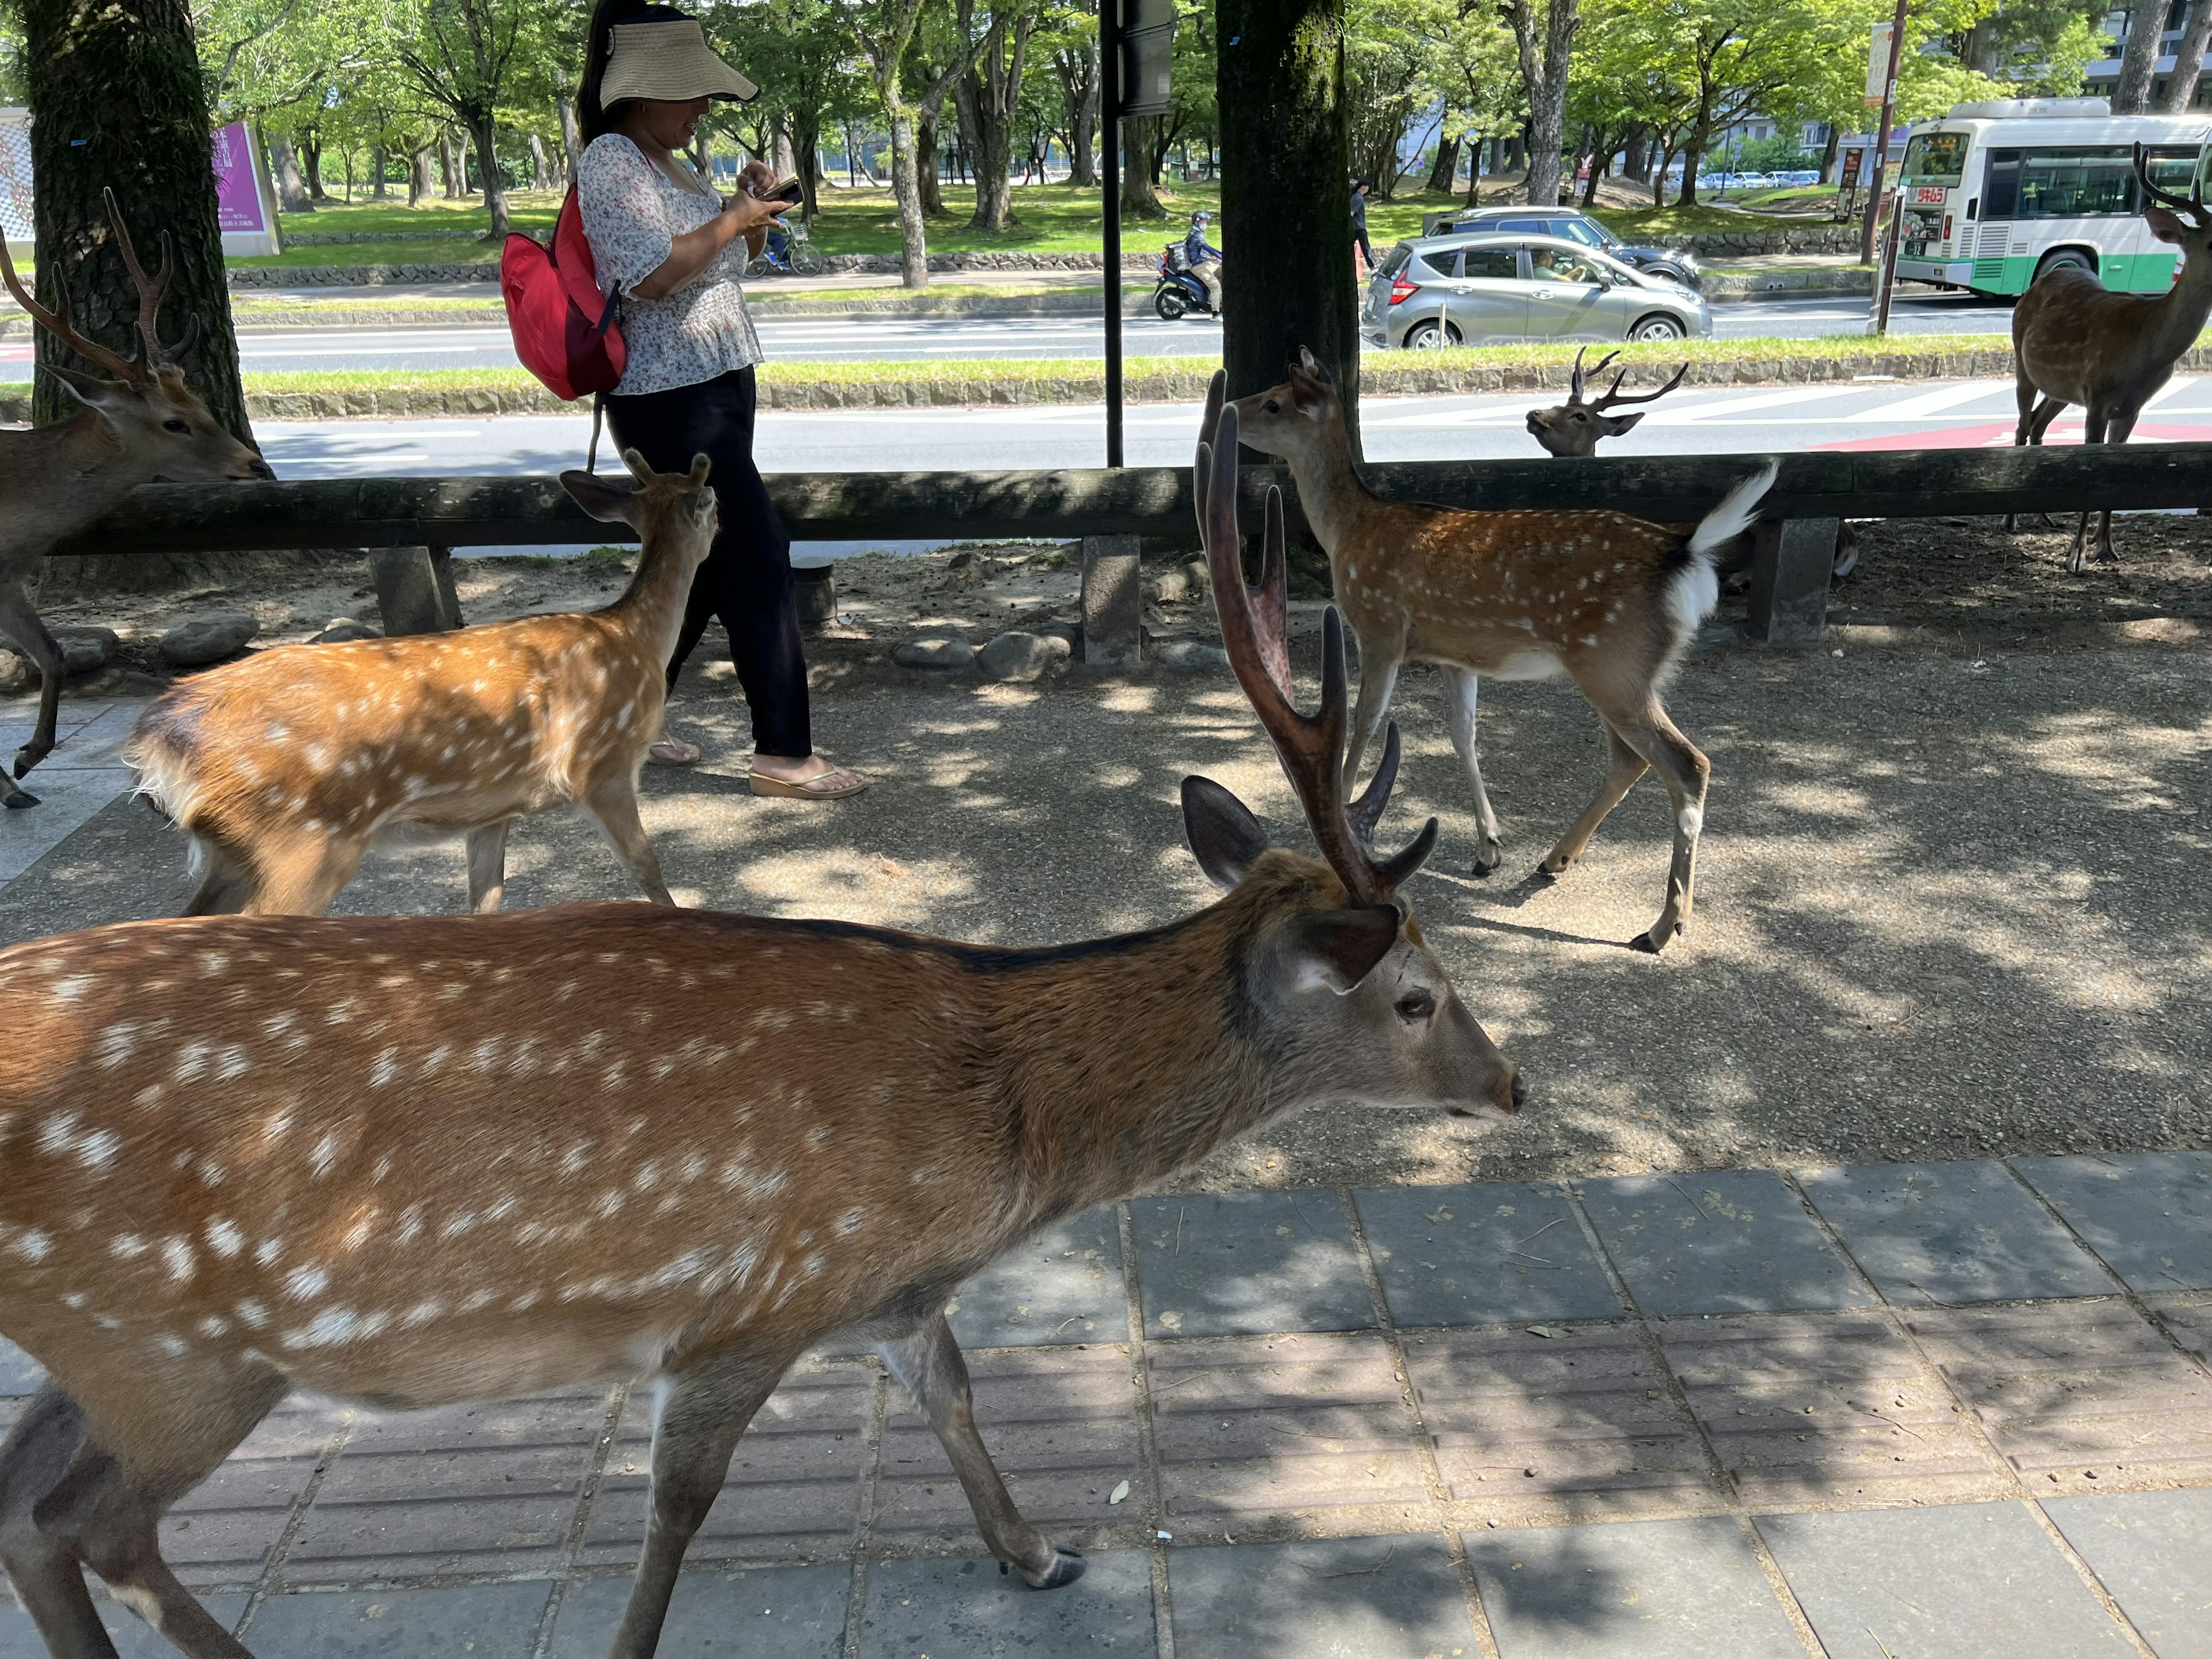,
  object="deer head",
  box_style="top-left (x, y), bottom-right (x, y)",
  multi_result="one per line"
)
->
top-left (560, 447), bottom-right (719, 555)
top-left (2133, 141), bottom-right (2212, 268)
top-left (1524, 347), bottom-right (1688, 457)
top-left (1192, 370), bottom-right (1519, 1119)
top-left (1225, 345), bottom-right (1349, 465)
top-left (0, 188), bottom-right (271, 485)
